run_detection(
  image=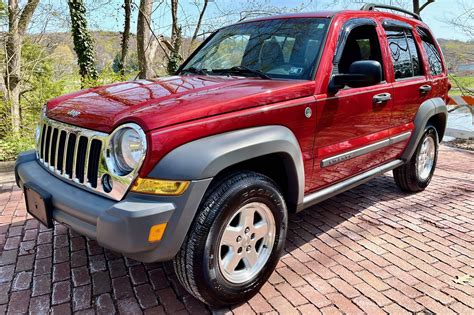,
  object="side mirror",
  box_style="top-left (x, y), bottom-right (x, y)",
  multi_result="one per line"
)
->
top-left (329, 60), bottom-right (382, 92)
